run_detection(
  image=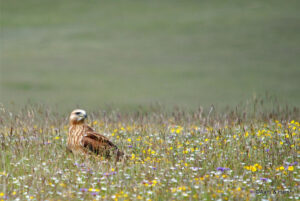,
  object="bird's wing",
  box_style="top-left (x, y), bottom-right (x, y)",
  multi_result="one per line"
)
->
top-left (81, 130), bottom-right (118, 155)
